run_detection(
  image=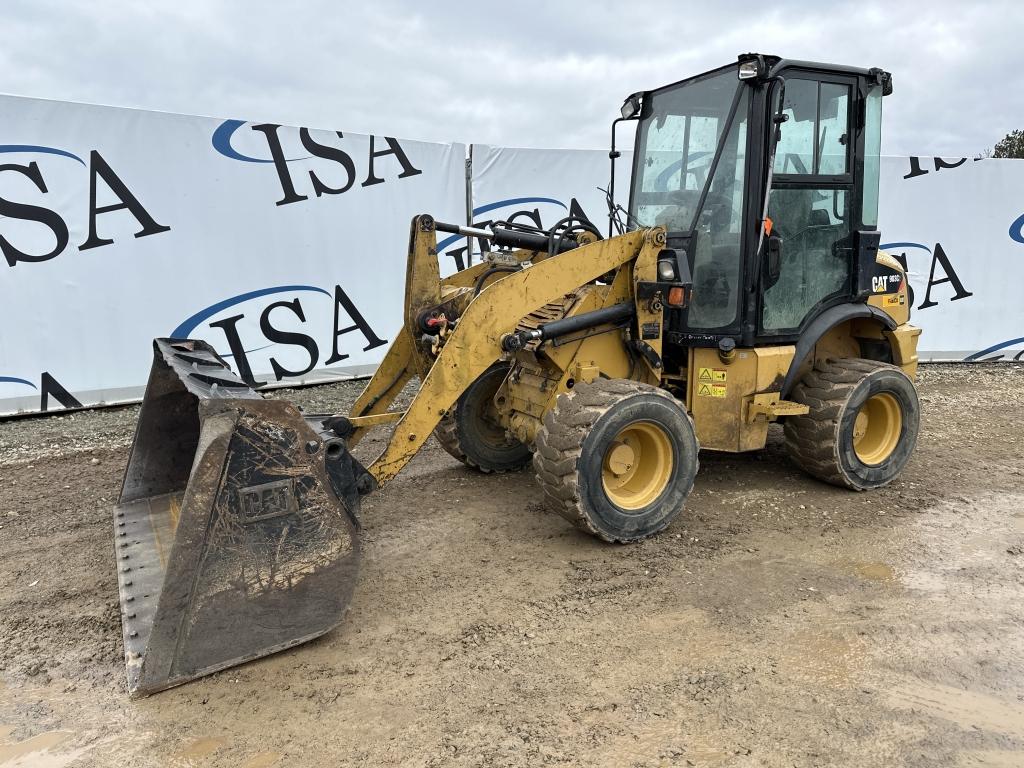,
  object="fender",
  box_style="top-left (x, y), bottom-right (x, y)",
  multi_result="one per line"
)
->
top-left (781, 304), bottom-right (897, 397)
